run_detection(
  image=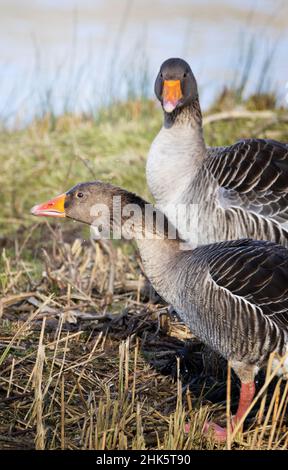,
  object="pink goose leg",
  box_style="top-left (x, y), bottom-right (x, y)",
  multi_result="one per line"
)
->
top-left (185, 381), bottom-right (256, 442)
top-left (203, 381), bottom-right (256, 442)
